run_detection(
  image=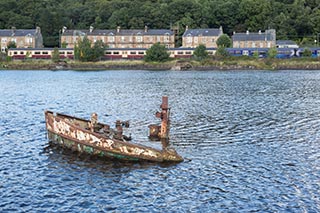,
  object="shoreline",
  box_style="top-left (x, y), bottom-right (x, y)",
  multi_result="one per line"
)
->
top-left (1, 59), bottom-right (320, 71)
